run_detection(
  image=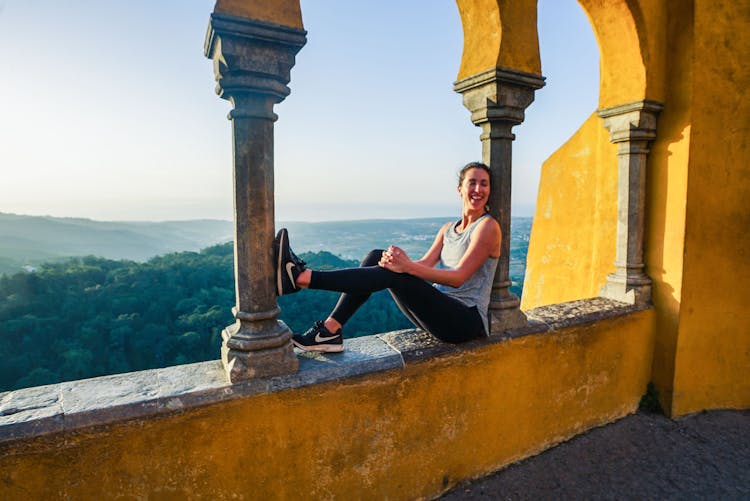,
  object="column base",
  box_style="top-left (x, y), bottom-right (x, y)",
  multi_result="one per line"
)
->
top-left (489, 307), bottom-right (528, 334)
top-left (599, 274), bottom-right (651, 305)
top-left (488, 294), bottom-right (528, 334)
top-left (221, 320), bottom-right (298, 382)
